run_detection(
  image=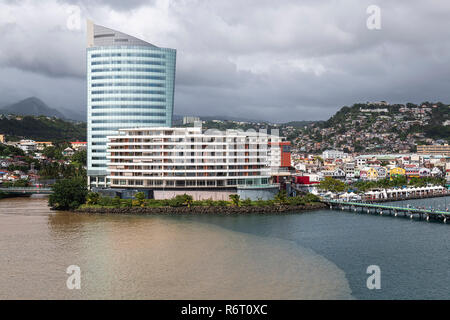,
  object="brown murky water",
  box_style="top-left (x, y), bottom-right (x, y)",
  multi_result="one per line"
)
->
top-left (0, 196), bottom-right (352, 299)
